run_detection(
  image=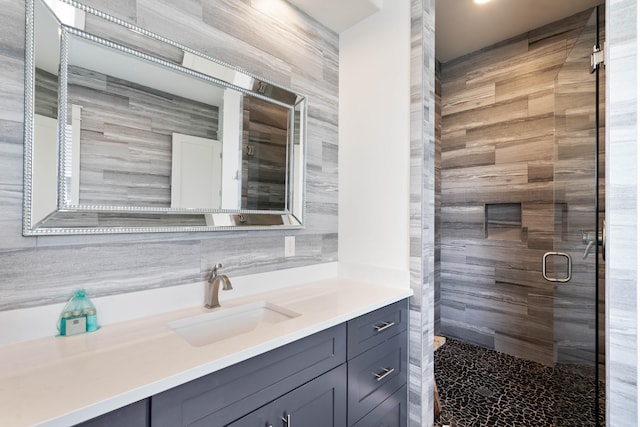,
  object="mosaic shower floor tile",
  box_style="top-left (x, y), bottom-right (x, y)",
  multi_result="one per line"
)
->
top-left (434, 337), bottom-right (605, 427)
